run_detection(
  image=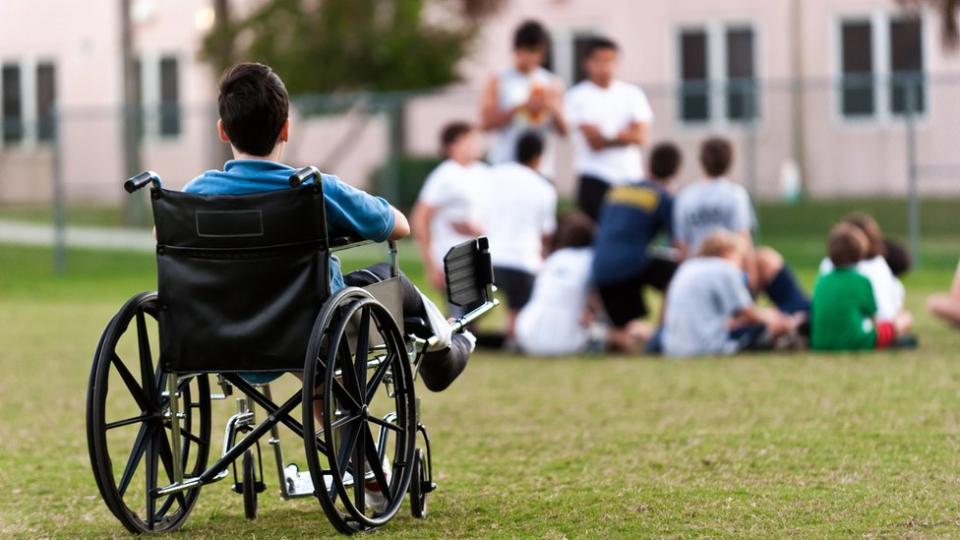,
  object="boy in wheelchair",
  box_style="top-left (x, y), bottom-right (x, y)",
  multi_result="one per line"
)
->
top-left (185, 62), bottom-right (475, 392)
